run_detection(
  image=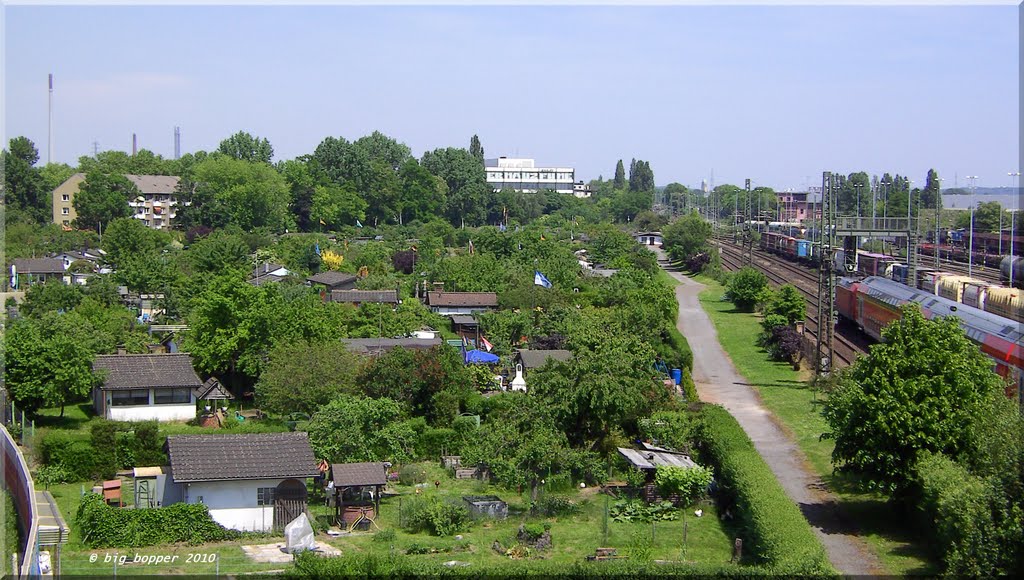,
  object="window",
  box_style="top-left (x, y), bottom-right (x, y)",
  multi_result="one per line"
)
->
top-left (154, 388), bottom-right (191, 404)
top-left (62, 208), bottom-right (70, 215)
top-left (61, 194), bottom-right (70, 202)
top-left (111, 389), bottom-right (150, 406)
top-left (257, 487), bottom-right (275, 505)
